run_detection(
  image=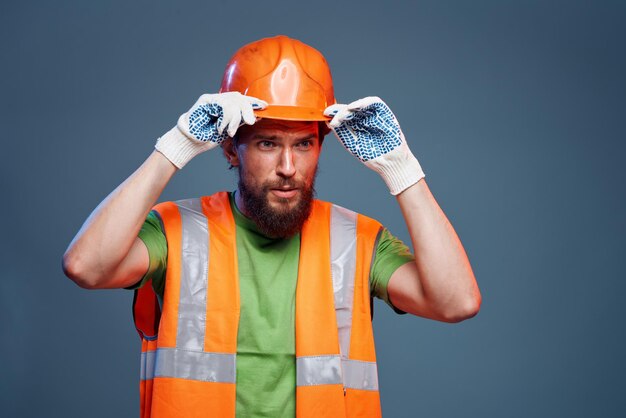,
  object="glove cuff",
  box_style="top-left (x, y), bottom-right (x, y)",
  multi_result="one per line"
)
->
top-left (154, 126), bottom-right (213, 169)
top-left (364, 143), bottom-right (426, 195)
